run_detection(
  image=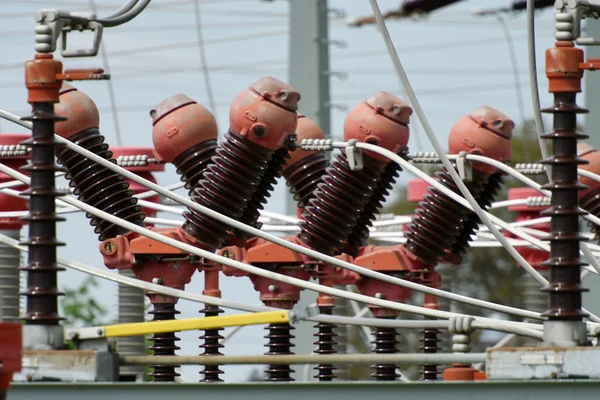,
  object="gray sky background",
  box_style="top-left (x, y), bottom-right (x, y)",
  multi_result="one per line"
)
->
top-left (0, 0), bottom-right (564, 382)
